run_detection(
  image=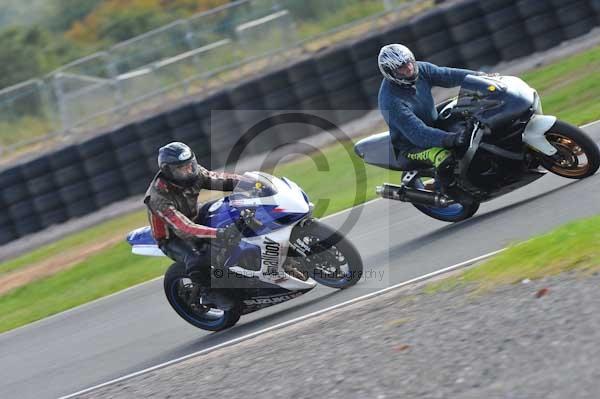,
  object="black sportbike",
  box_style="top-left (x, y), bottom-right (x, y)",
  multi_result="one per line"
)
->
top-left (354, 74), bottom-right (600, 222)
